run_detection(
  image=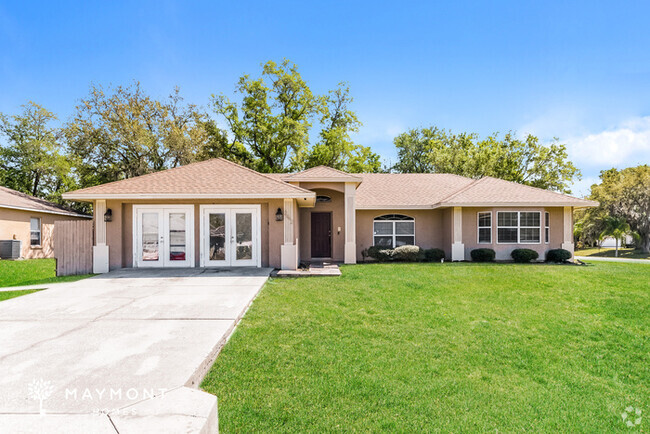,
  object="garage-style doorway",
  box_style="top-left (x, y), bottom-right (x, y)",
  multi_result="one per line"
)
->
top-left (200, 205), bottom-right (261, 267)
top-left (133, 205), bottom-right (194, 268)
